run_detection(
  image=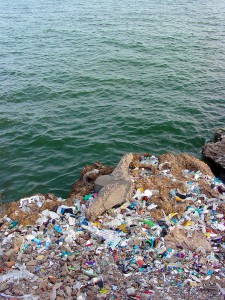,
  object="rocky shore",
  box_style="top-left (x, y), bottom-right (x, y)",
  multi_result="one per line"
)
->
top-left (0, 151), bottom-right (225, 300)
top-left (202, 127), bottom-right (225, 182)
